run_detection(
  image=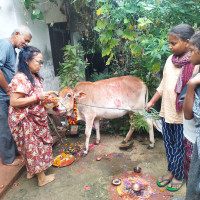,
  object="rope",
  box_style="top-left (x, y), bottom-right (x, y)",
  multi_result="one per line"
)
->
top-left (142, 107), bottom-right (161, 120)
top-left (77, 102), bottom-right (142, 112)
top-left (77, 102), bottom-right (160, 120)
top-left (59, 100), bottom-right (160, 120)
